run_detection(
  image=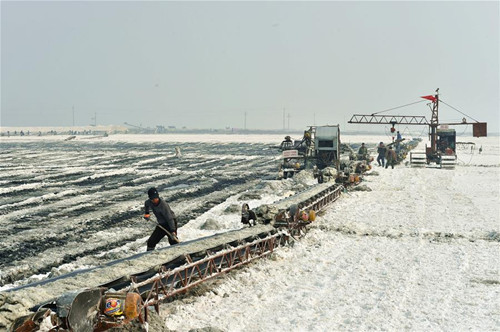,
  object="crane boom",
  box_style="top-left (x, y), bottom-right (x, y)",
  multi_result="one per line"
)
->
top-left (348, 114), bottom-right (429, 125)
